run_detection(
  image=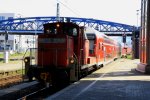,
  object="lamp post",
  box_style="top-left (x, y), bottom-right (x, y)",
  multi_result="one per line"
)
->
top-left (136, 10), bottom-right (140, 28)
top-left (56, 0), bottom-right (60, 21)
top-left (3, 30), bottom-right (9, 63)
